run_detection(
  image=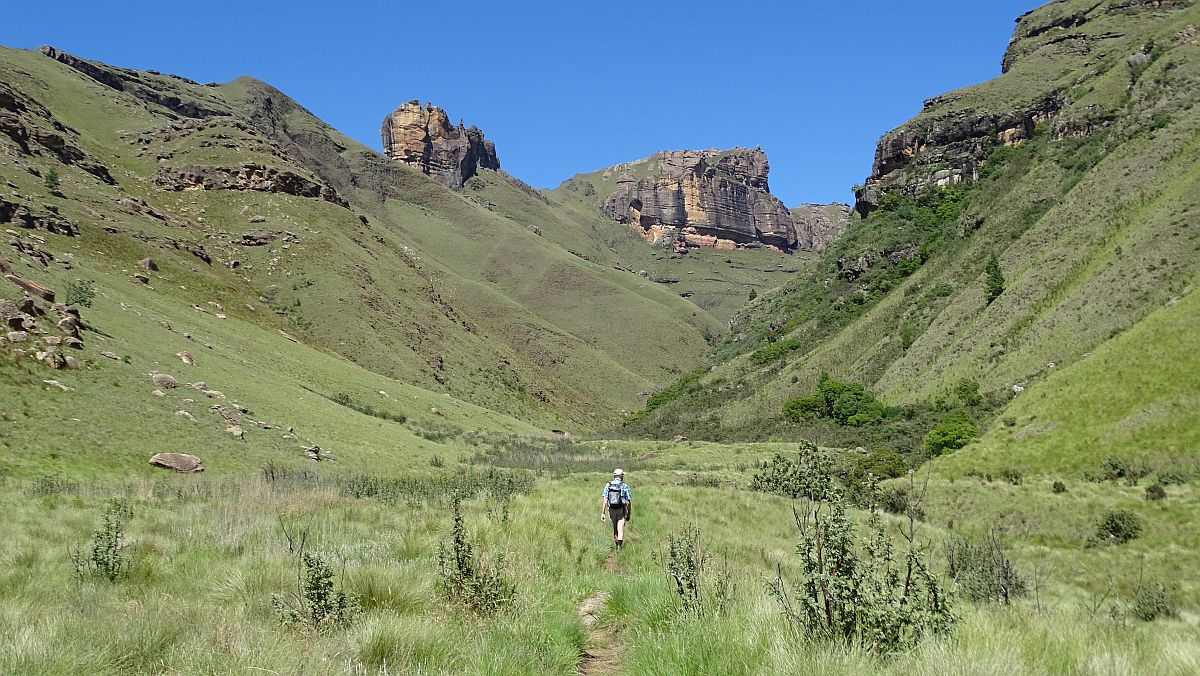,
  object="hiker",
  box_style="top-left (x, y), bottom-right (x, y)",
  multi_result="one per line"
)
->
top-left (600, 468), bottom-right (632, 551)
